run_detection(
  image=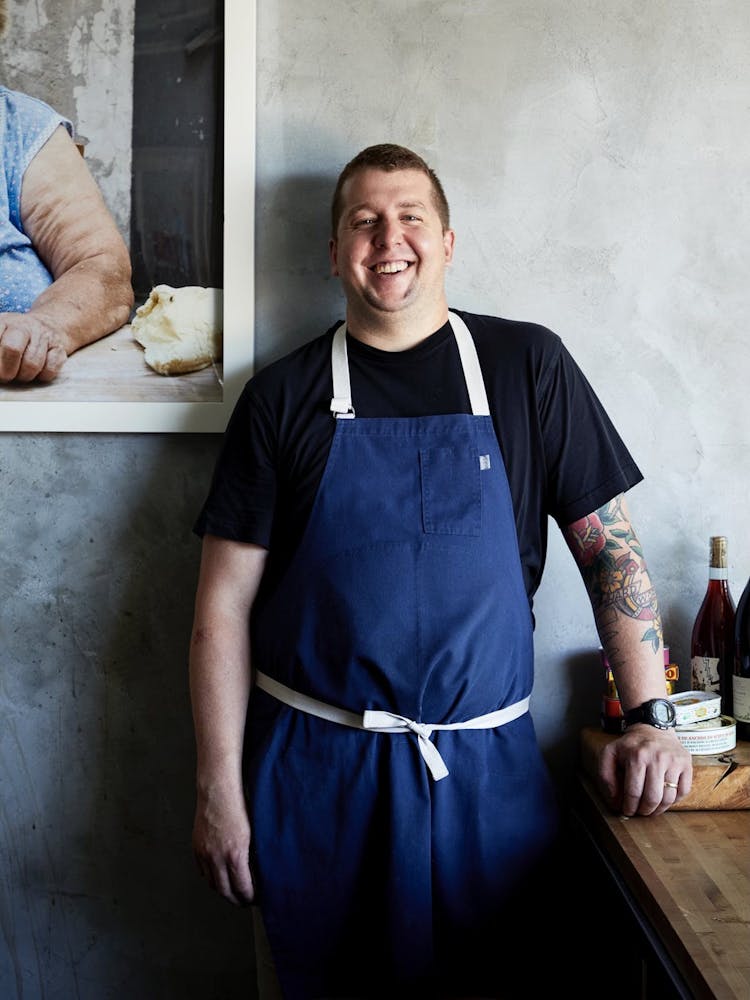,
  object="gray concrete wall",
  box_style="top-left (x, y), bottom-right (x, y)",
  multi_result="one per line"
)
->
top-left (2, 1), bottom-right (749, 997)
